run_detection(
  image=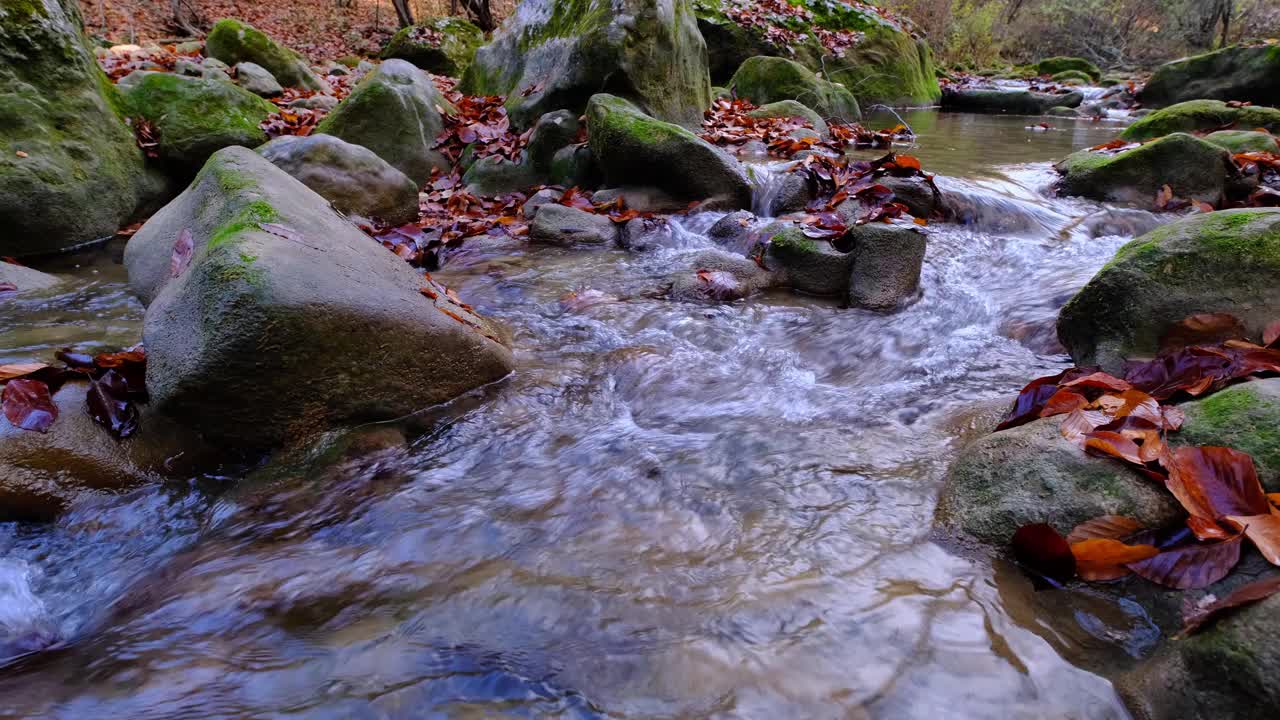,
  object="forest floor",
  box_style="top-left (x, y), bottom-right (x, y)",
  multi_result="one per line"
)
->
top-left (82, 0), bottom-right (515, 60)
